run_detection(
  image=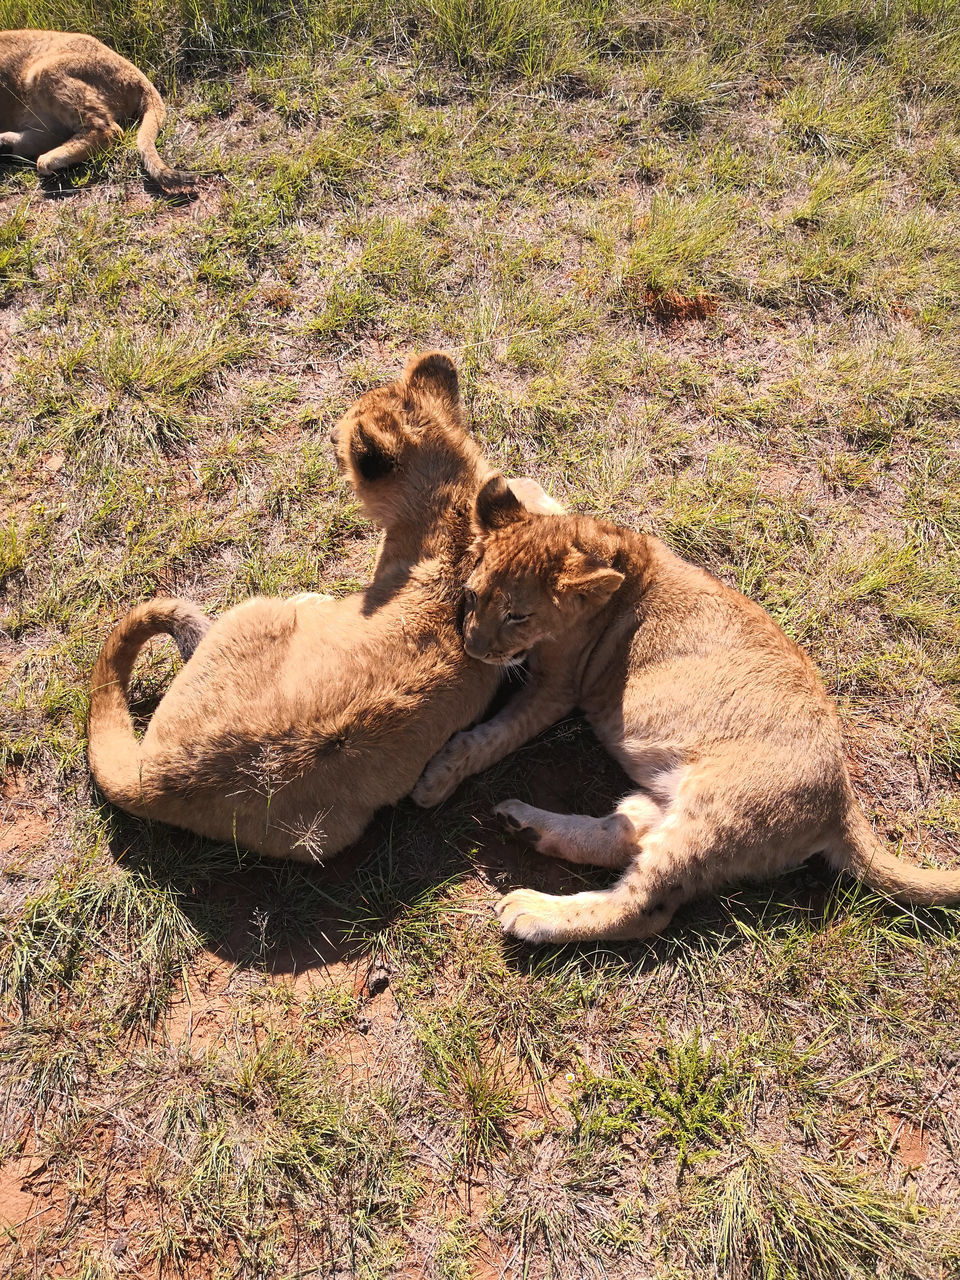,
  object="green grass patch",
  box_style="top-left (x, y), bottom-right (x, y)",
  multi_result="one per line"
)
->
top-left (573, 1031), bottom-right (746, 1172)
